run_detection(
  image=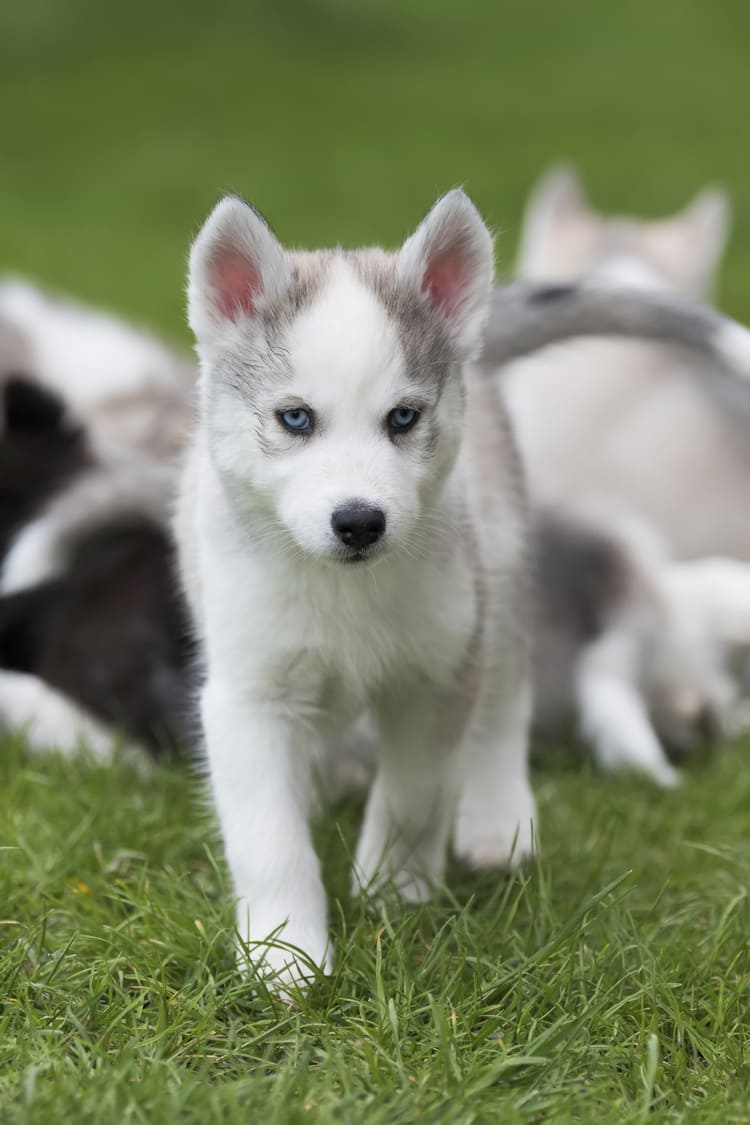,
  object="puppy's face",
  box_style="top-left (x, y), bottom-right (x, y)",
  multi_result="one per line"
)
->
top-left (188, 192), bottom-right (494, 564)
